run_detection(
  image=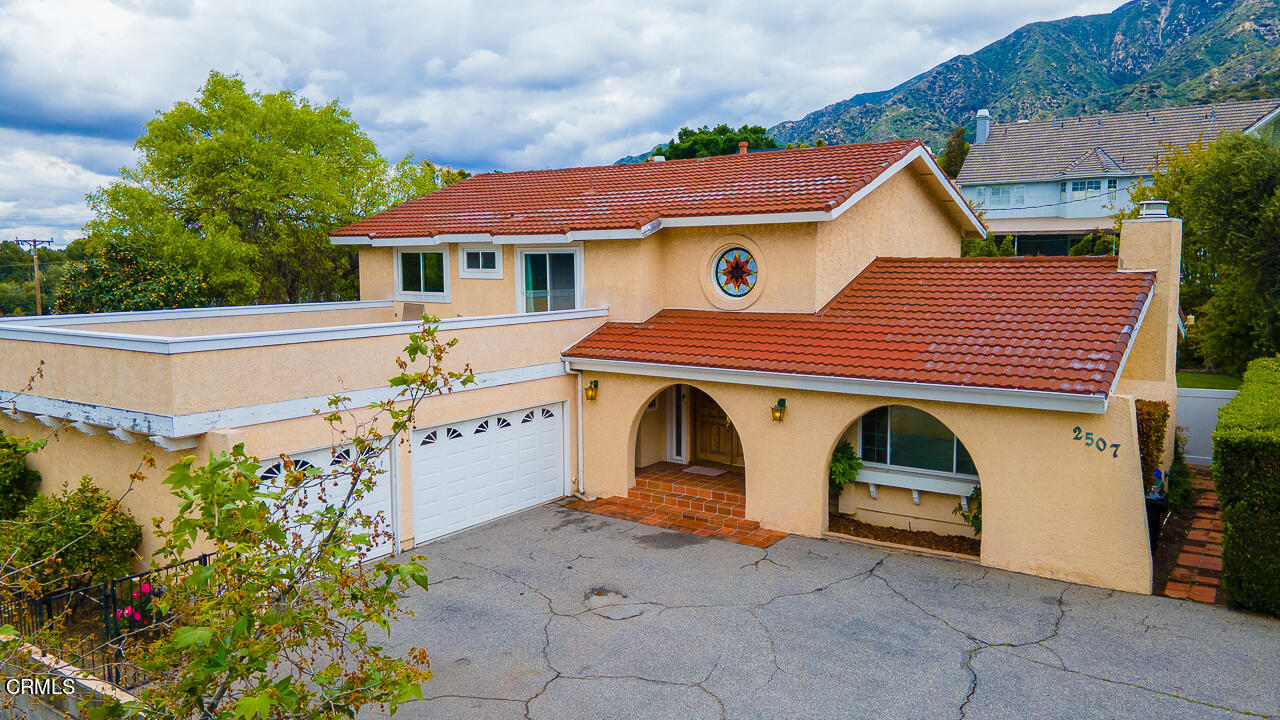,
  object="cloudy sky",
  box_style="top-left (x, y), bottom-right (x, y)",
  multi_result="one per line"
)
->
top-left (0, 0), bottom-right (1121, 244)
